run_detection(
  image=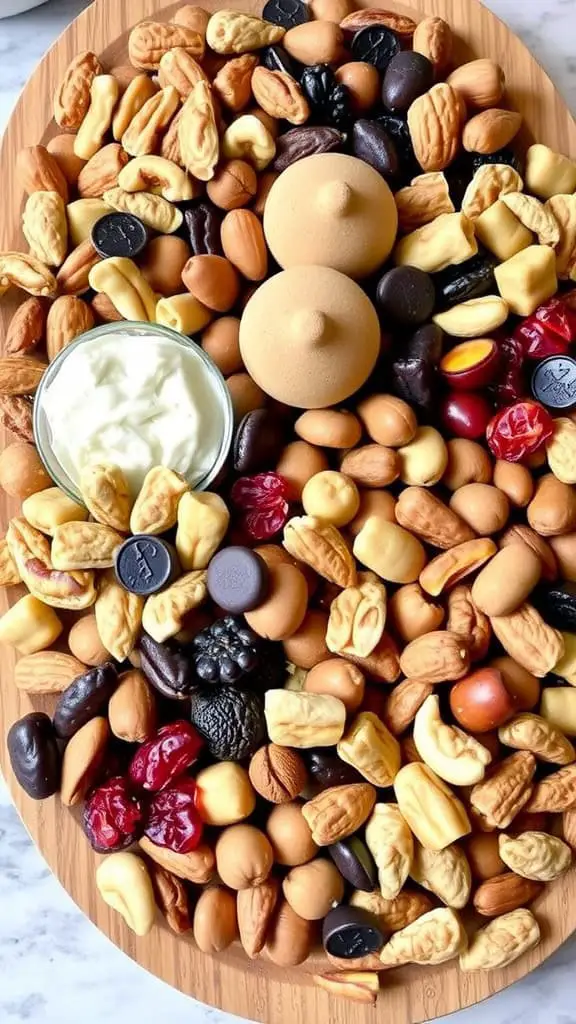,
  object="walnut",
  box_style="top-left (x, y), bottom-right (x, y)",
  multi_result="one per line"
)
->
top-left (527, 763), bottom-right (576, 812)
top-left (410, 842), bottom-right (471, 909)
